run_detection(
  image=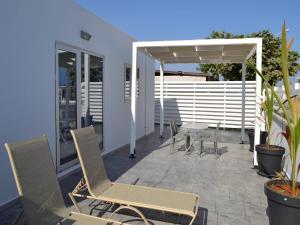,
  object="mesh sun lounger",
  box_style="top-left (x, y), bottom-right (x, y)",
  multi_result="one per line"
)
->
top-left (4, 136), bottom-right (148, 225)
top-left (70, 127), bottom-right (199, 225)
